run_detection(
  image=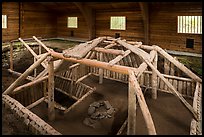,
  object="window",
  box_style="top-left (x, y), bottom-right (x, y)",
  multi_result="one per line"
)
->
top-left (67, 17), bottom-right (78, 28)
top-left (2, 15), bottom-right (7, 29)
top-left (177, 16), bottom-right (202, 34)
top-left (186, 38), bottom-right (194, 48)
top-left (110, 16), bottom-right (126, 30)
